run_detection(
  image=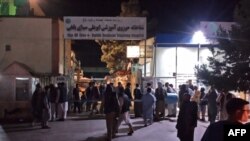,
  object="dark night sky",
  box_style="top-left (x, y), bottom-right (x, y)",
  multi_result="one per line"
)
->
top-left (43, 0), bottom-right (240, 68)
